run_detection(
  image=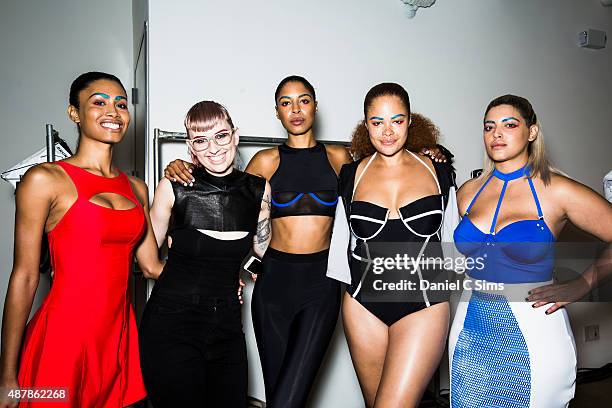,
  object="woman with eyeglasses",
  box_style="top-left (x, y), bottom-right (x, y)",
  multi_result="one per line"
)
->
top-left (164, 76), bottom-right (449, 407)
top-left (164, 76), bottom-right (351, 407)
top-left (138, 101), bottom-right (271, 407)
